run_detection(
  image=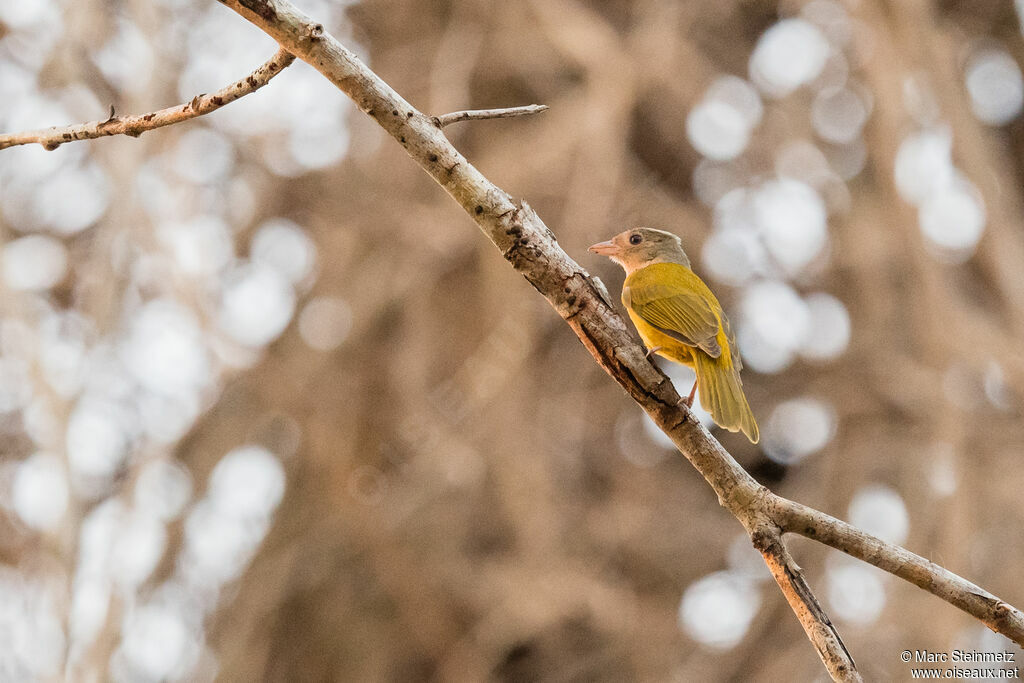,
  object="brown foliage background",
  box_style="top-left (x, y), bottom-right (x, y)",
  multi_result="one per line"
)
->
top-left (3, 0), bottom-right (1024, 681)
